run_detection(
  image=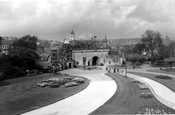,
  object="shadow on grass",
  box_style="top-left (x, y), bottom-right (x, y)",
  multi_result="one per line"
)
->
top-left (0, 81), bottom-right (11, 86)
